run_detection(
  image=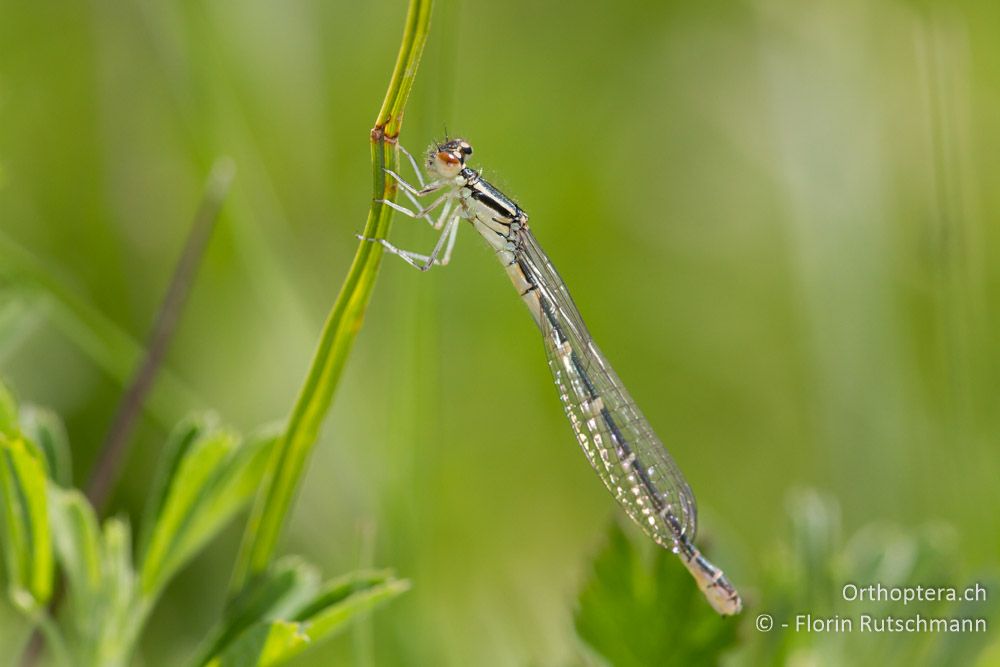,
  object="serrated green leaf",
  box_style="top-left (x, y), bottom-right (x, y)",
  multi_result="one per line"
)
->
top-left (21, 405), bottom-right (72, 487)
top-left (204, 573), bottom-right (410, 667)
top-left (191, 556), bottom-right (321, 667)
top-left (0, 435), bottom-right (54, 610)
top-left (140, 426), bottom-right (274, 598)
top-left (574, 522), bottom-right (740, 667)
